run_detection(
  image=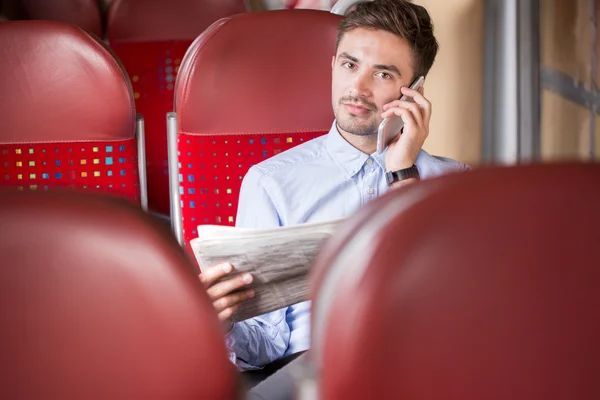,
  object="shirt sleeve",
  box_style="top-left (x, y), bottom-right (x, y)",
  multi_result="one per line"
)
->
top-left (225, 166), bottom-right (291, 370)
